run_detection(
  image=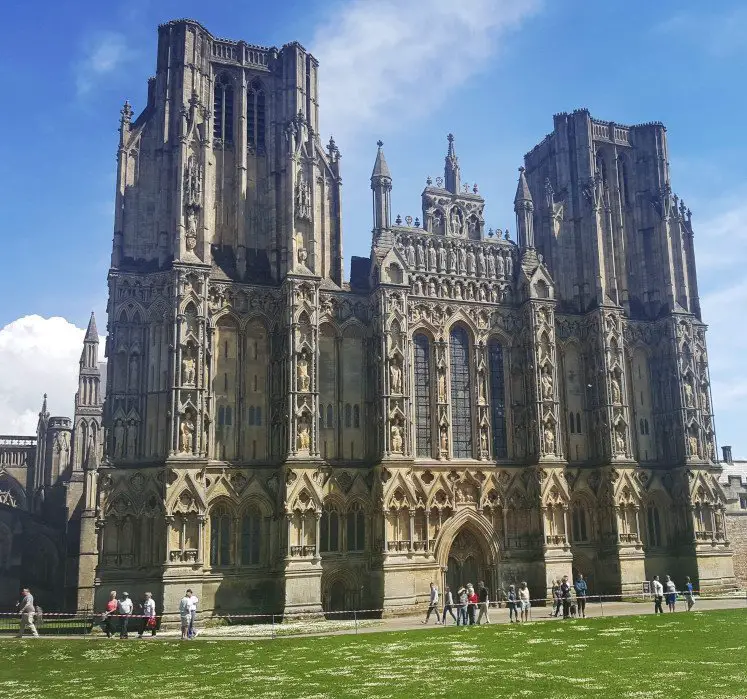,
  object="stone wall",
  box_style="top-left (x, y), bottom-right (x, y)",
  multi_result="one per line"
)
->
top-left (727, 513), bottom-right (747, 588)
